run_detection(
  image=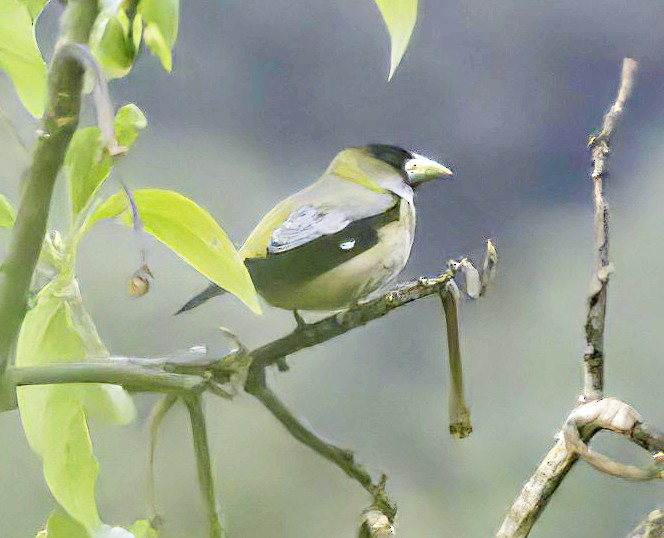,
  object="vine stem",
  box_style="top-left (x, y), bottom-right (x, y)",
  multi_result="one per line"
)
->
top-left (0, 0), bottom-right (99, 397)
top-left (185, 395), bottom-right (224, 538)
